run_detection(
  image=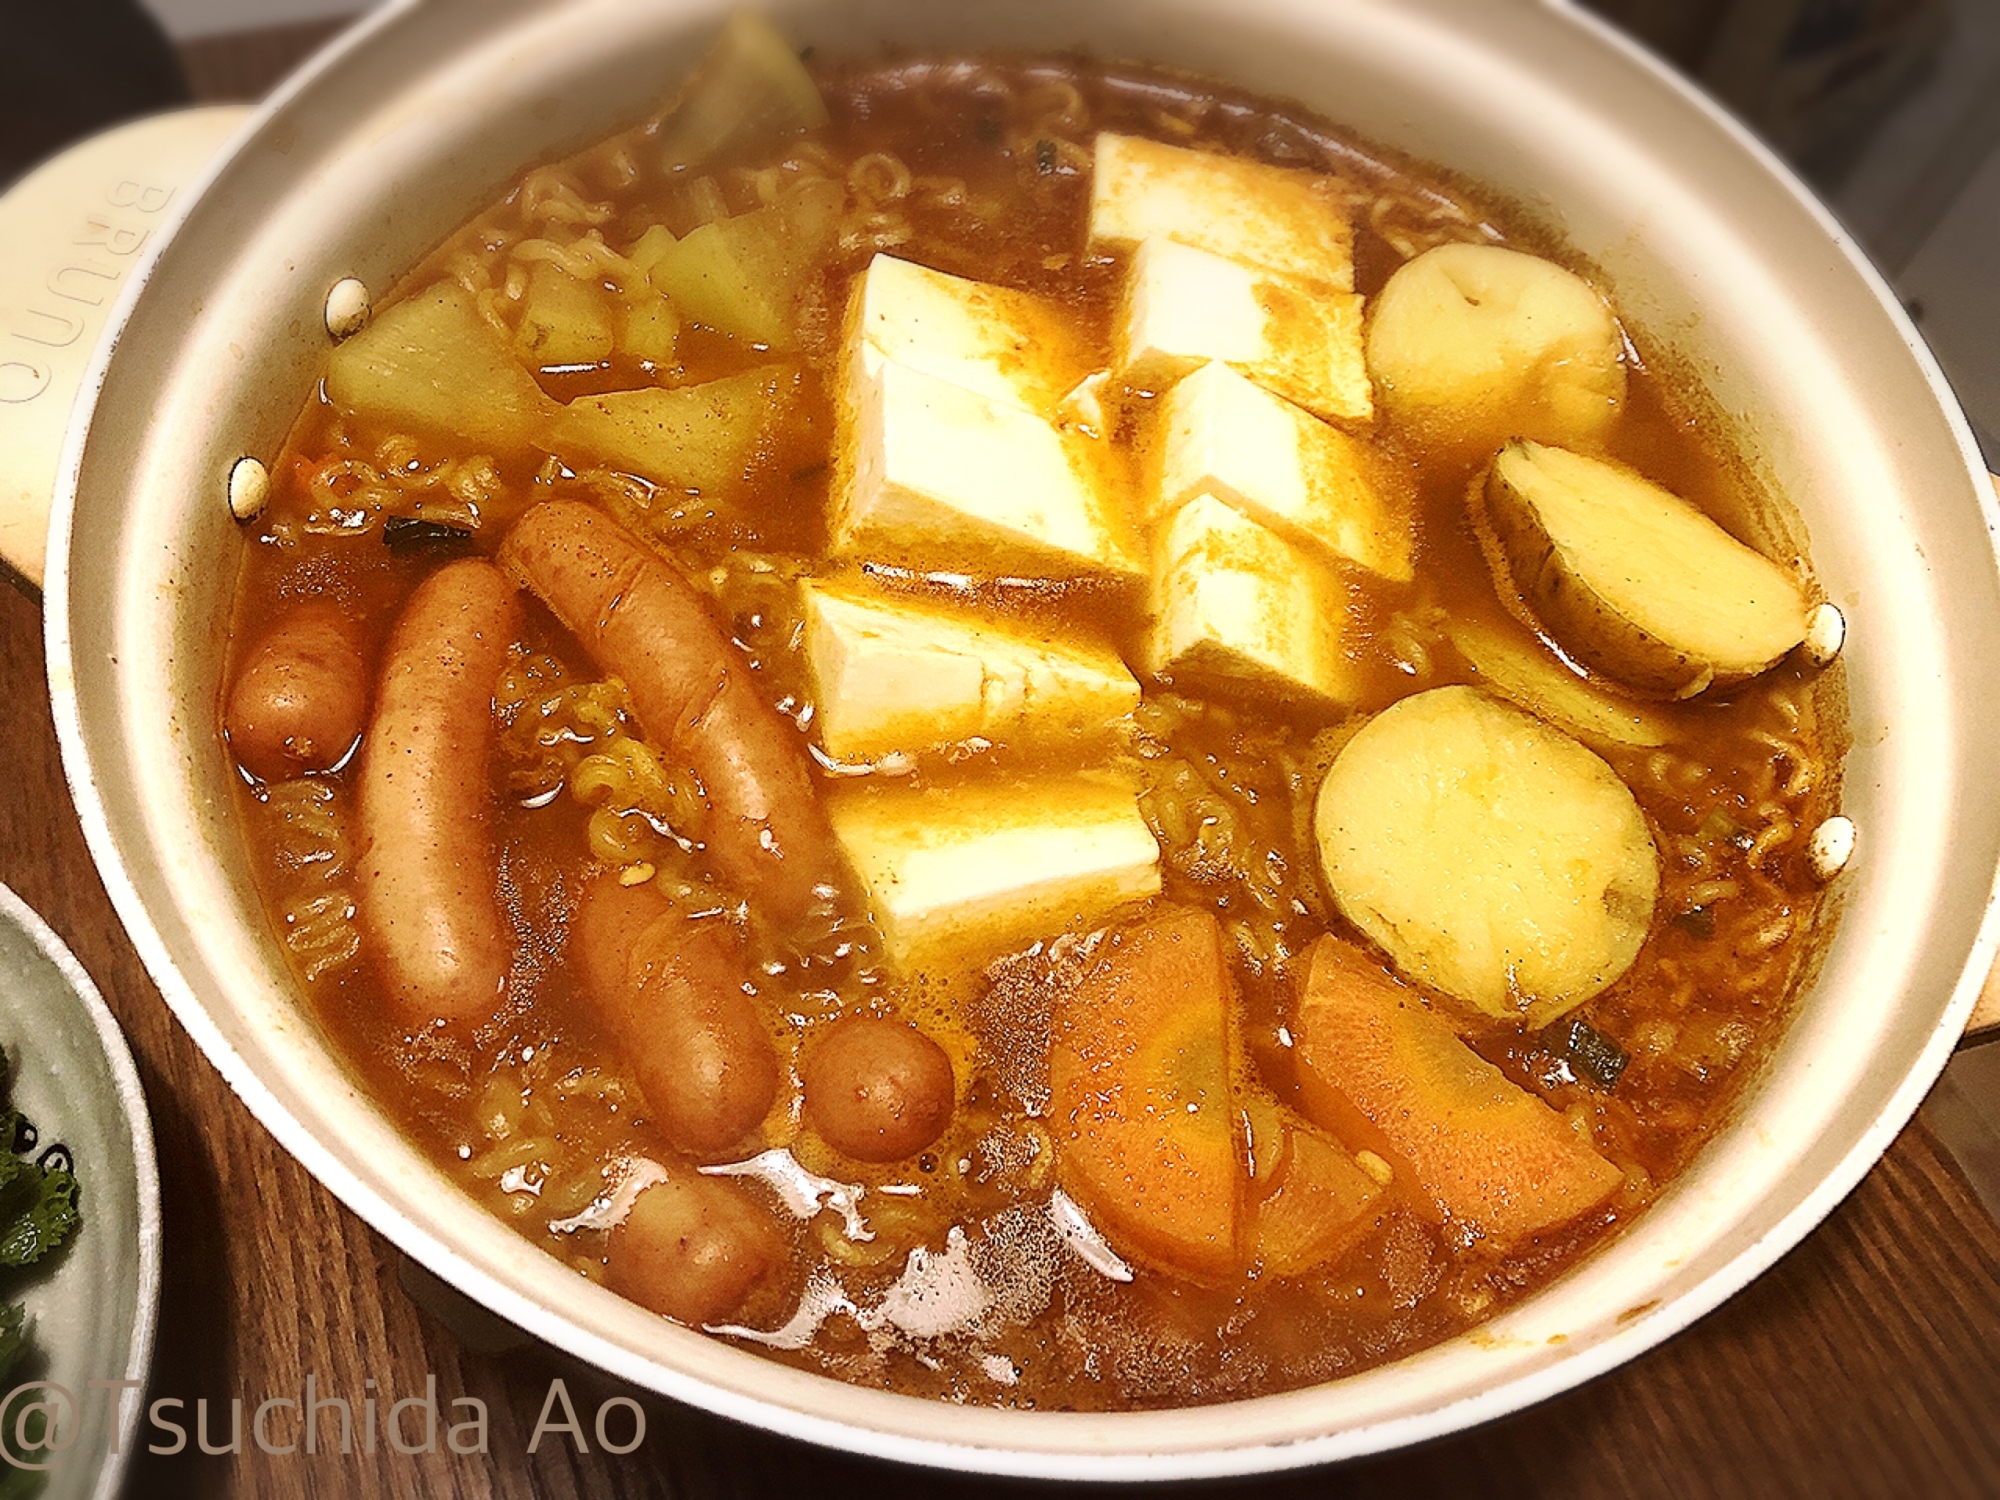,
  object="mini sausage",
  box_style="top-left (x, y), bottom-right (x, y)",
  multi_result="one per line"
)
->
top-left (499, 501), bottom-right (840, 923)
top-left (355, 559), bottom-right (522, 1027)
top-left (801, 1016), bottom-right (954, 1163)
top-left (575, 876), bottom-right (779, 1157)
top-left (607, 1171), bottom-right (786, 1327)
top-left (223, 601), bottom-right (369, 781)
